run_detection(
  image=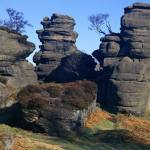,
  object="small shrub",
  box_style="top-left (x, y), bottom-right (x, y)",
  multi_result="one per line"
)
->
top-left (62, 80), bottom-right (96, 109)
